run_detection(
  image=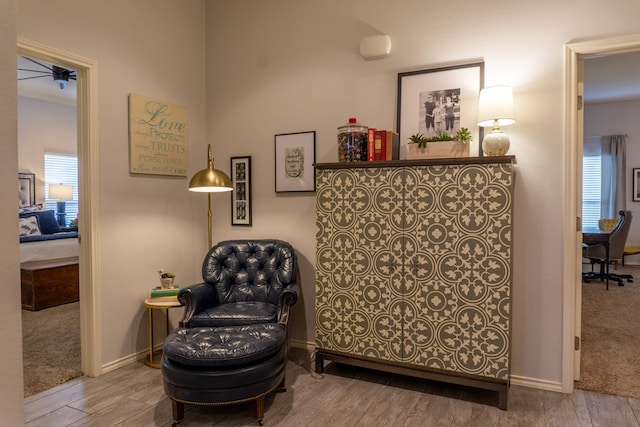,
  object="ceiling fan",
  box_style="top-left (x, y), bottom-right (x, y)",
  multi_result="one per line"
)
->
top-left (18, 56), bottom-right (76, 90)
